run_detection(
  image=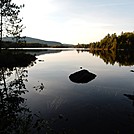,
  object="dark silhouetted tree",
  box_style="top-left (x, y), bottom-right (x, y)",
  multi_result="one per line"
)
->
top-left (0, 0), bottom-right (24, 49)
